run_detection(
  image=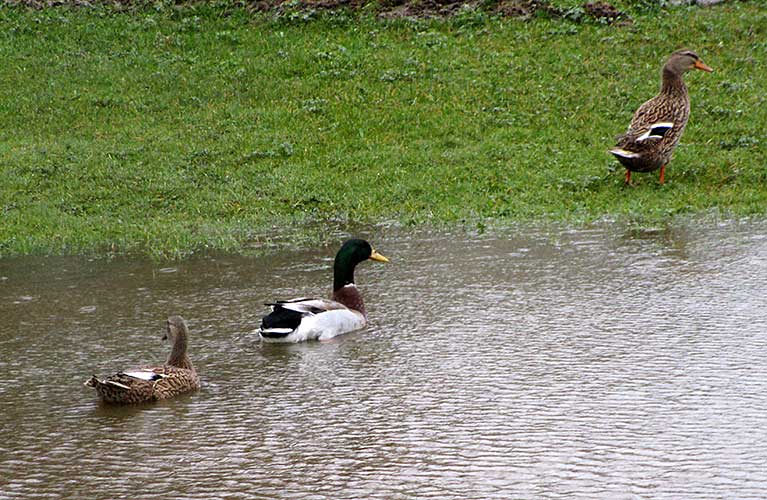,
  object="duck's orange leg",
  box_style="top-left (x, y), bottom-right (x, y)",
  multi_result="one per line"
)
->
top-left (625, 169), bottom-right (632, 184)
top-left (659, 165), bottom-right (666, 184)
